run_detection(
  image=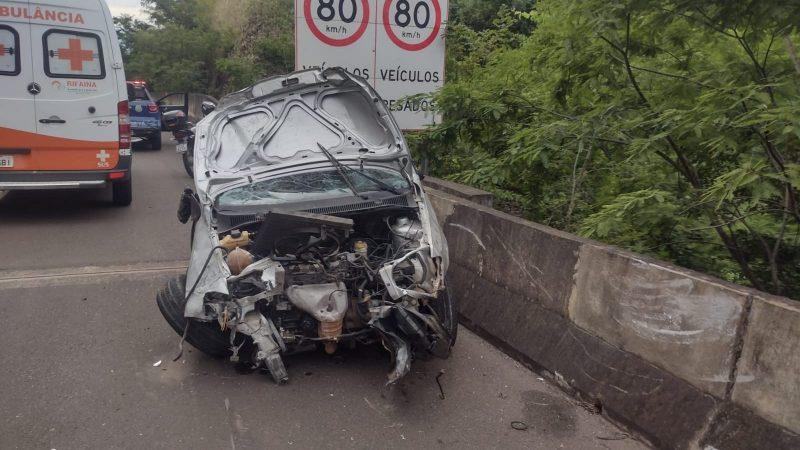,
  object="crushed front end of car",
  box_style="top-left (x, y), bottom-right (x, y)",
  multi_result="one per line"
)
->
top-left (157, 68), bottom-right (455, 385)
